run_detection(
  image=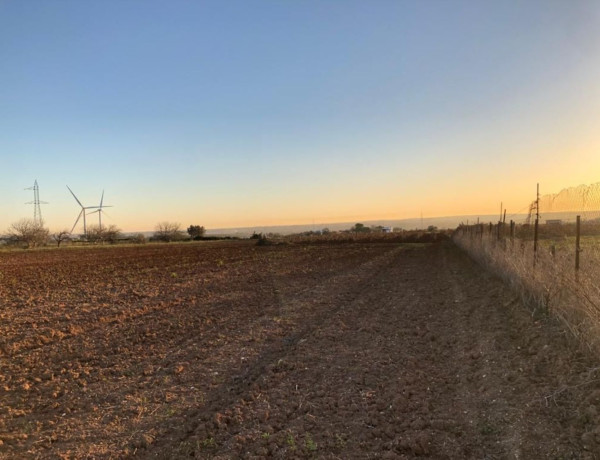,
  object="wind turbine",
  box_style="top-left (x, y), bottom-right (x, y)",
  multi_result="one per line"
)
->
top-left (86, 190), bottom-right (113, 230)
top-left (67, 186), bottom-right (102, 237)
